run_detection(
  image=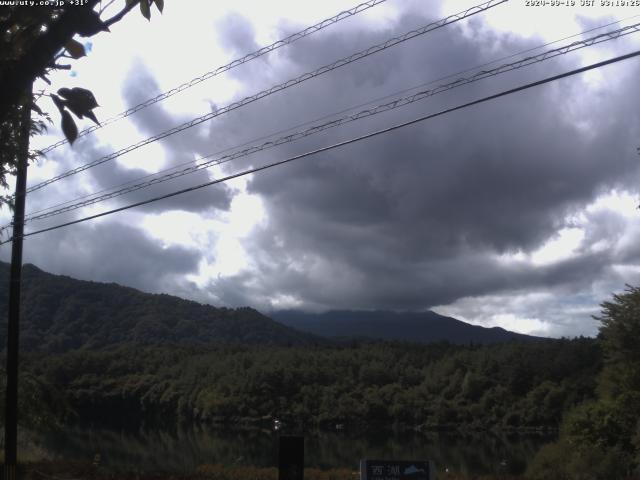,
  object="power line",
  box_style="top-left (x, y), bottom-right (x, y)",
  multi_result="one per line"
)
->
top-left (4, 14), bottom-right (637, 233)
top-left (26, 12), bottom-right (639, 223)
top-left (11, 19), bottom-right (639, 229)
top-left (3, 48), bottom-right (638, 246)
top-left (25, 12), bottom-right (638, 222)
top-left (38, 0), bottom-right (391, 155)
top-left (22, 0), bottom-right (507, 196)
top-left (13, 20), bottom-right (640, 228)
